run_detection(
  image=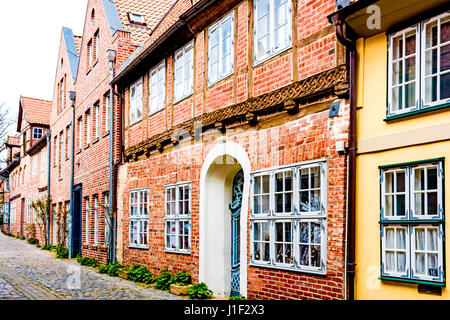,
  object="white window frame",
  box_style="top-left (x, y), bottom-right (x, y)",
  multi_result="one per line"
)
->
top-left (164, 182), bottom-right (191, 254)
top-left (380, 160), bottom-right (445, 284)
top-left (85, 198), bottom-right (89, 244)
top-left (421, 12), bottom-right (450, 108)
top-left (32, 156), bottom-right (37, 176)
top-left (10, 201), bottom-right (16, 224)
top-left (250, 161), bottom-right (327, 275)
top-left (173, 41), bottom-right (194, 103)
top-left (387, 11), bottom-right (450, 116)
top-left (40, 148), bottom-right (45, 172)
top-left (387, 25), bottom-right (420, 116)
top-left (129, 78), bottom-right (143, 125)
top-left (105, 94), bottom-right (111, 131)
top-left (381, 225), bottom-right (410, 278)
top-left (78, 117), bottom-right (83, 149)
top-left (95, 104), bottom-right (100, 139)
top-left (380, 167), bottom-right (409, 220)
top-left (86, 112), bottom-right (91, 144)
top-left (129, 188), bottom-right (149, 249)
top-left (149, 60), bottom-right (166, 115)
top-left (27, 197), bottom-right (31, 223)
top-left (253, 0), bottom-right (292, 65)
top-left (129, 12), bottom-right (145, 24)
top-left (208, 12), bottom-right (235, 86)
top-left (33, 127), bottom-right (43, 140)
top-left (94, 195), bottom-right (99, 245)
